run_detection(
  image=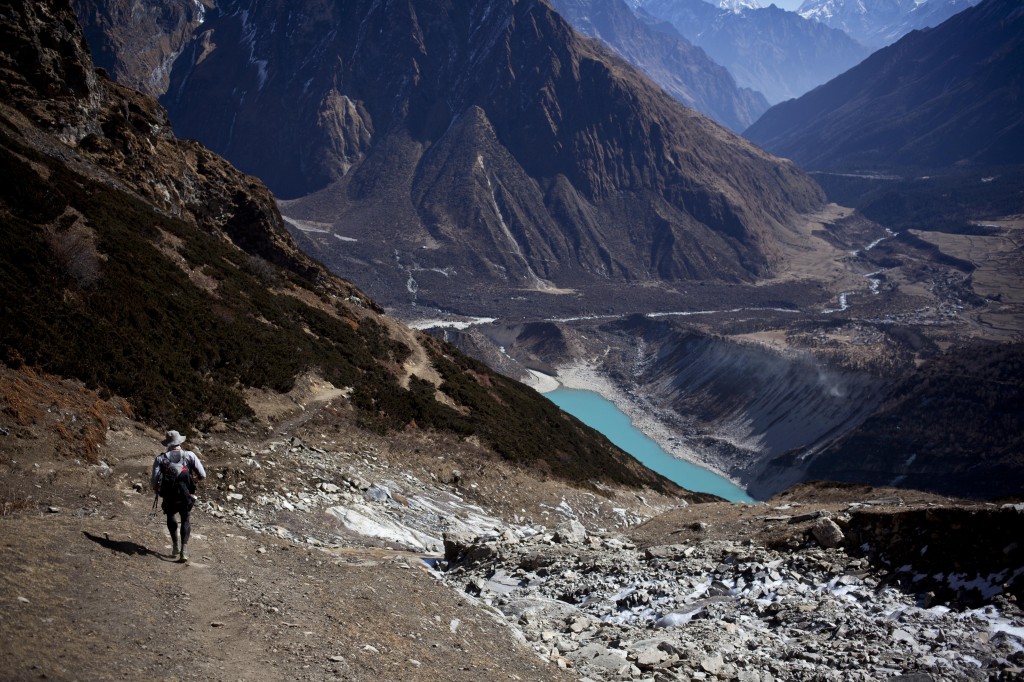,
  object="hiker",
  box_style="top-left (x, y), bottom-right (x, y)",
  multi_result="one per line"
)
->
top-left (151, 430), bottom-right (206, 562)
